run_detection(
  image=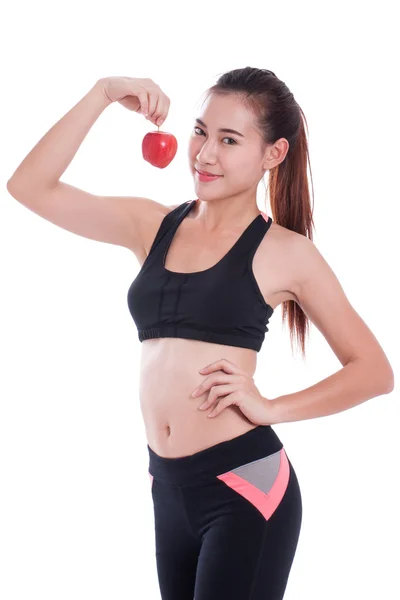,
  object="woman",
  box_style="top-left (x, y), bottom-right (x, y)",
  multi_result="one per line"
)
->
top-left (7, 67), bottom-right (394, 599)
